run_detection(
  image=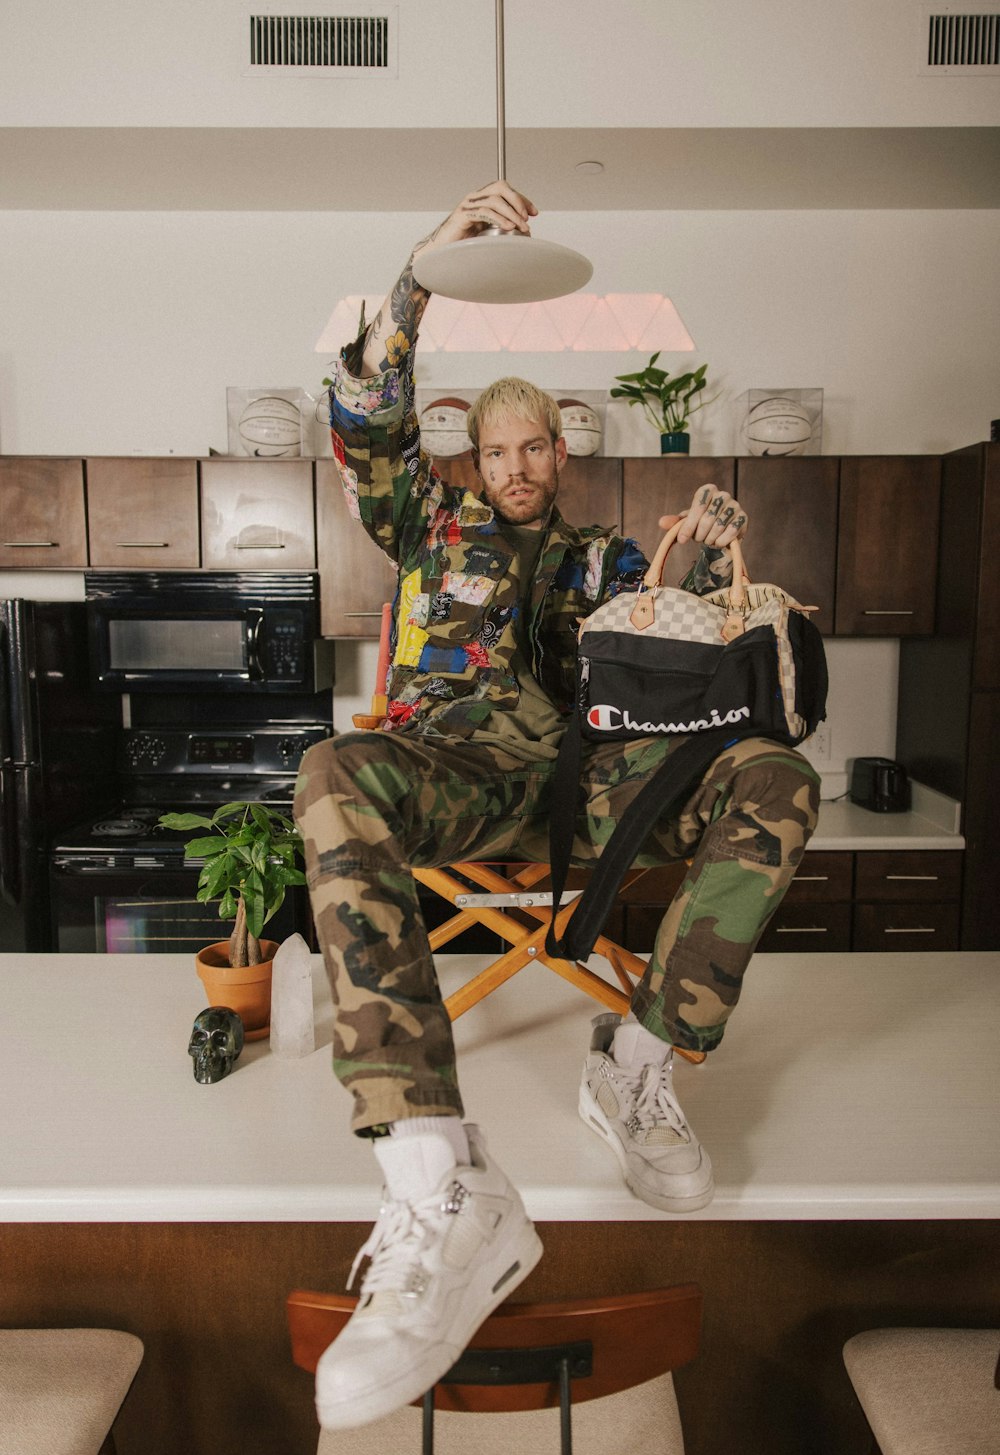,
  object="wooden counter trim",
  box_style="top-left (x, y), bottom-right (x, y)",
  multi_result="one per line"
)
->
top-left (1, 1219), bottom-right (996, 1455)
